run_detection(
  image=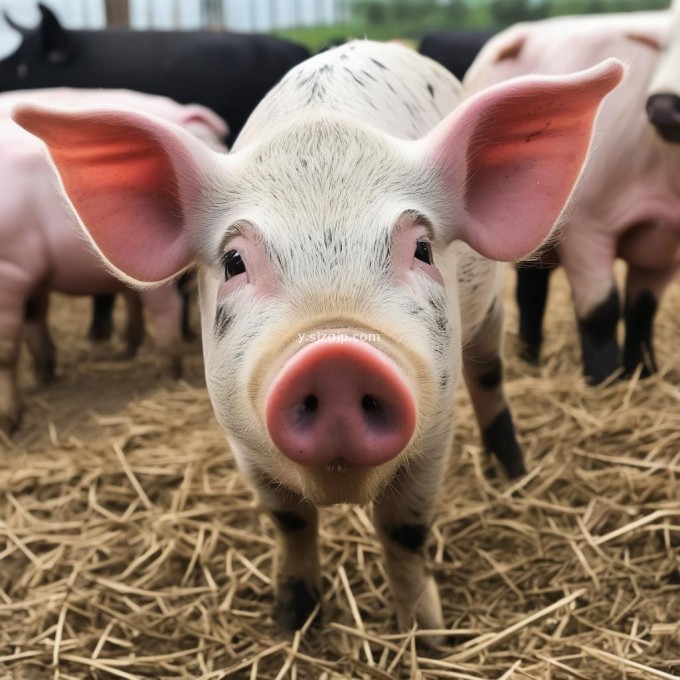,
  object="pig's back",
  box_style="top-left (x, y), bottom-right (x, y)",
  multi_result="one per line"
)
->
top-left (466, 11), bottom-right (667, 89)
top-left (234, 41), bottom-right (464, 149)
